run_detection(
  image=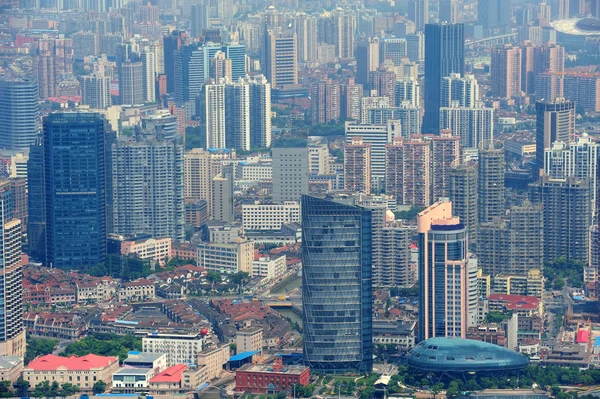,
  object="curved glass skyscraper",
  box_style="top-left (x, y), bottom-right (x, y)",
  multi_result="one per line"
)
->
top-left (301, 195), bottom-right (373, 373)
top-left (0, 78), bottom-right (40, 150)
